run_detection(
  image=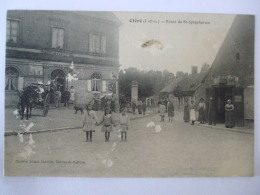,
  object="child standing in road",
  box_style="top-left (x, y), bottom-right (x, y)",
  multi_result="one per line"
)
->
top-left (97, 109), bottom-right (116, 142)
top-left (159, 103), bottom-right (166, 122)
top-left (119, 109), bottom-right (130, 141)
top-left (82, 104), bottom-right (98, 142)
